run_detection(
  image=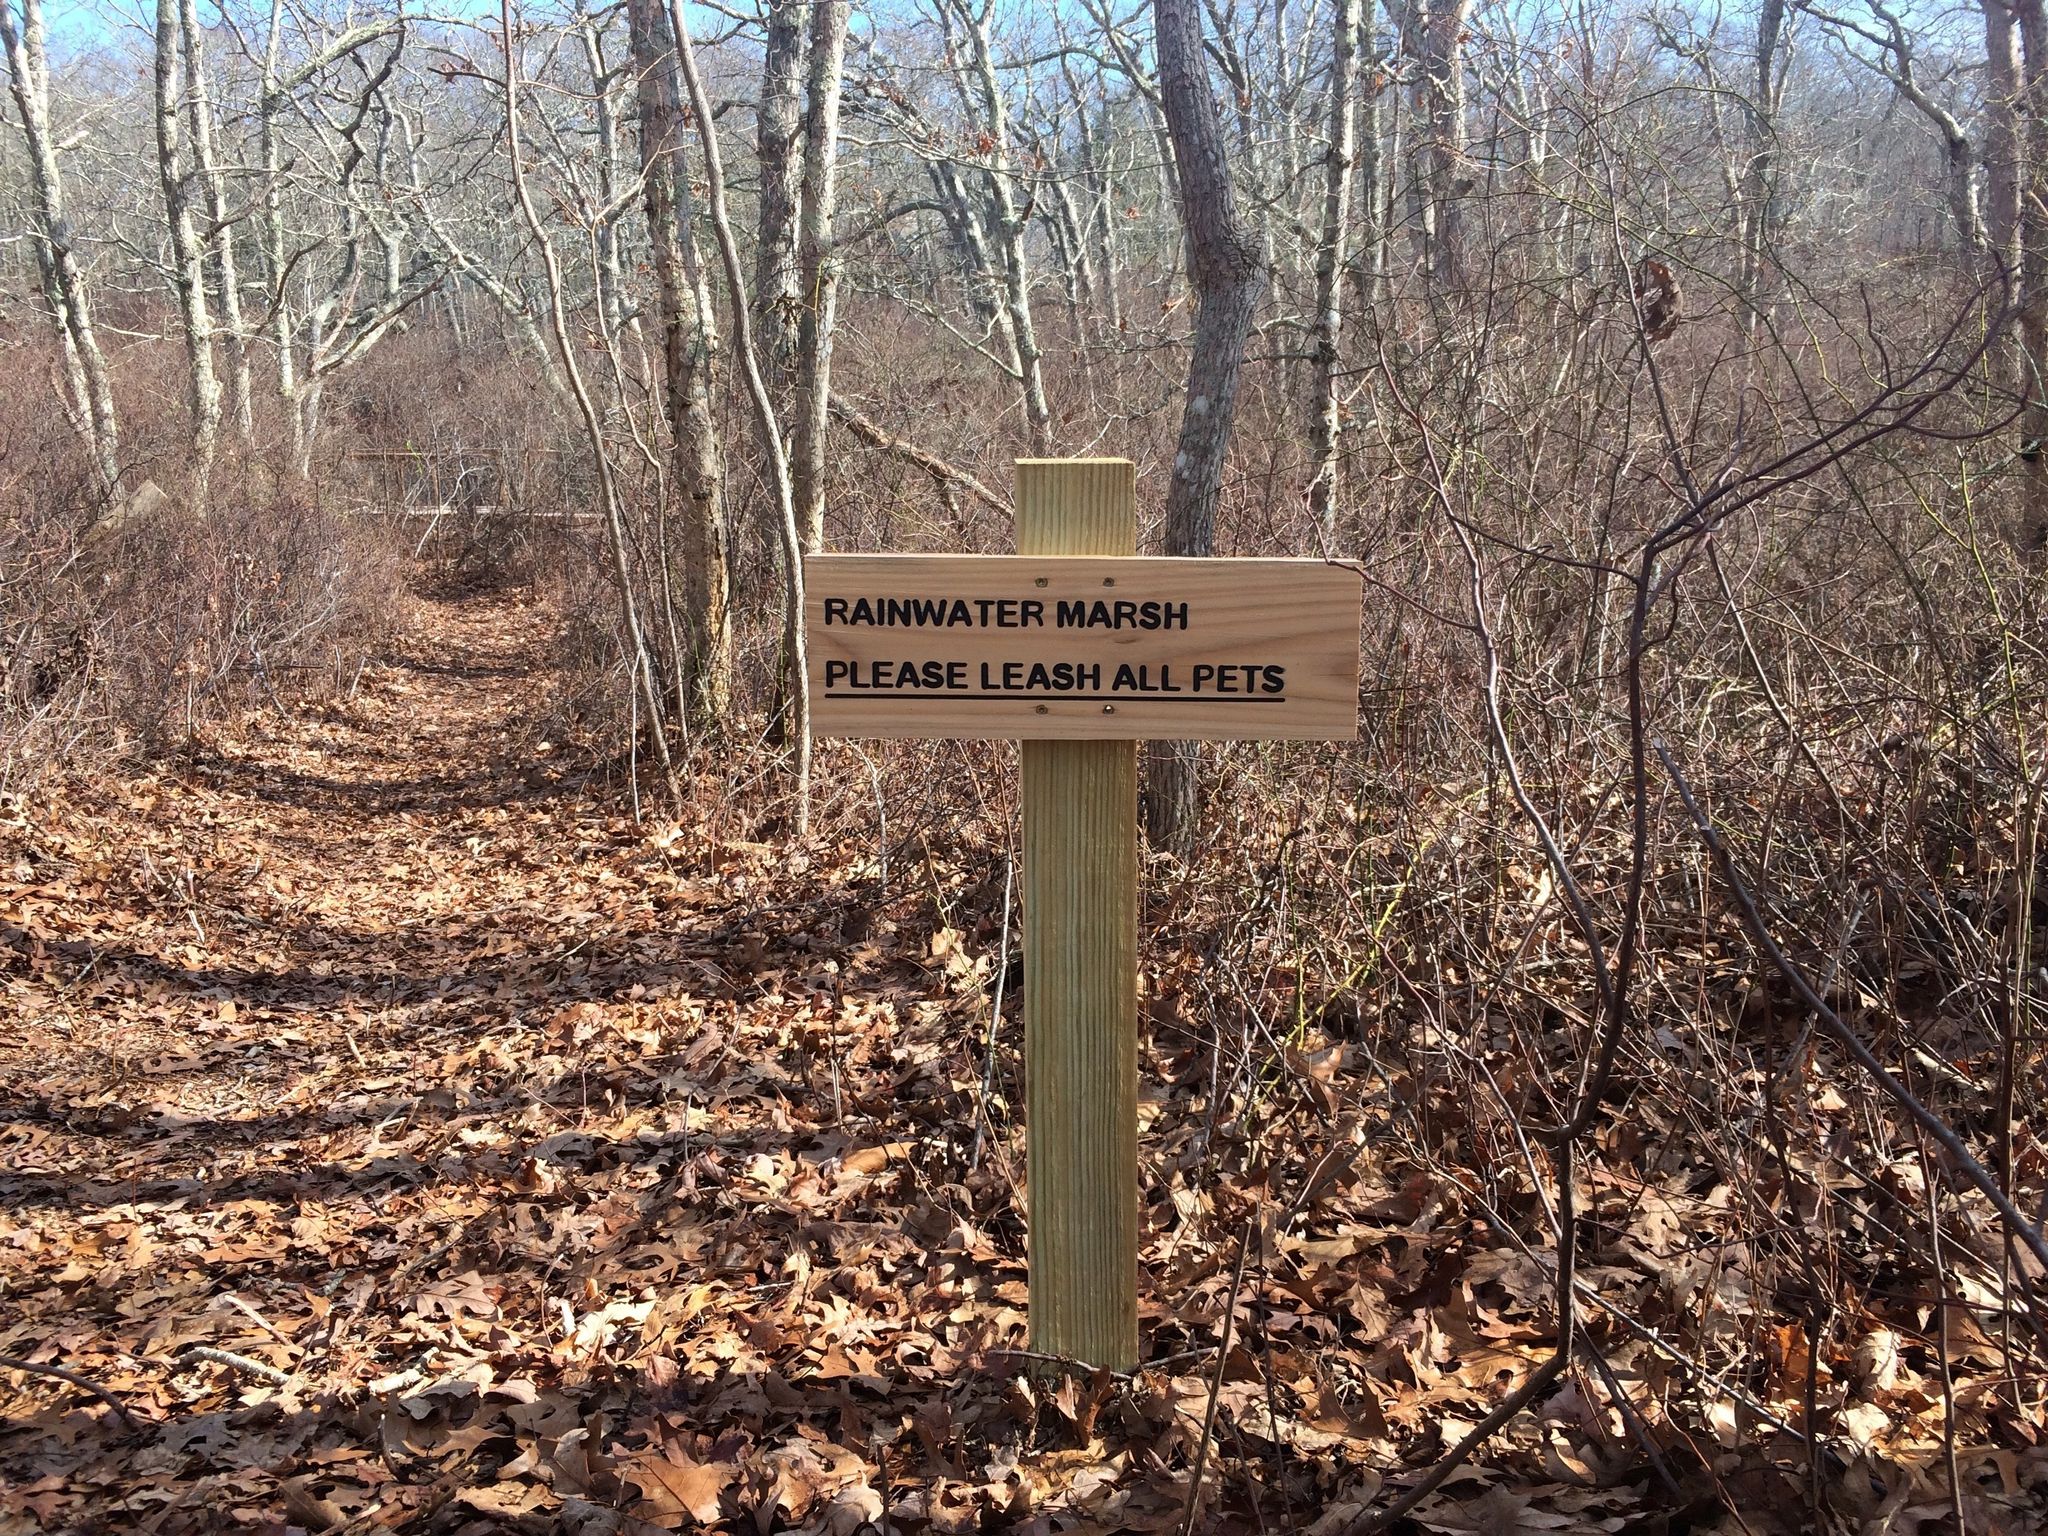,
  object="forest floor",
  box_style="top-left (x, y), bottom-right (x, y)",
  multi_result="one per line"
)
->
top-left (2, 582), bottom-right (2040, 1536)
